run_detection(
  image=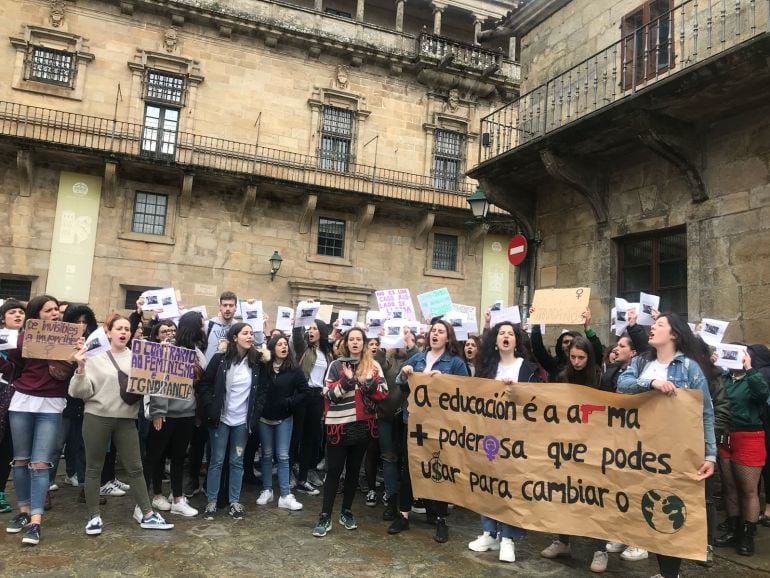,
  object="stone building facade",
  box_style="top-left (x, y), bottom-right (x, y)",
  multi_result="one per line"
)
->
top-left (0, 0), bottom-right (522, 320)
top-left (470, 0), bottom-right (770, 343)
